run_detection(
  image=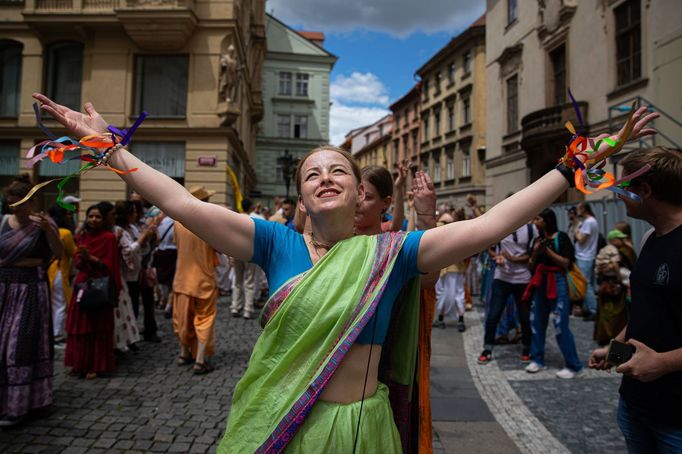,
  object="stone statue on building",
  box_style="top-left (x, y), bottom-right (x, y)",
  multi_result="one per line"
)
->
top-left (219, 44), bottom-right (240, 103)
